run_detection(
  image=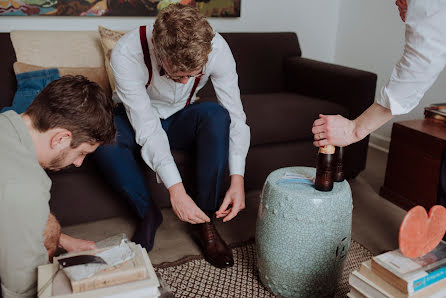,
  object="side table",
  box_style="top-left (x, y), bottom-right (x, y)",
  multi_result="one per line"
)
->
top-left (256, 167), bottom-right (352, 297)
top-left (380, 119), bottom-right (446, 210)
